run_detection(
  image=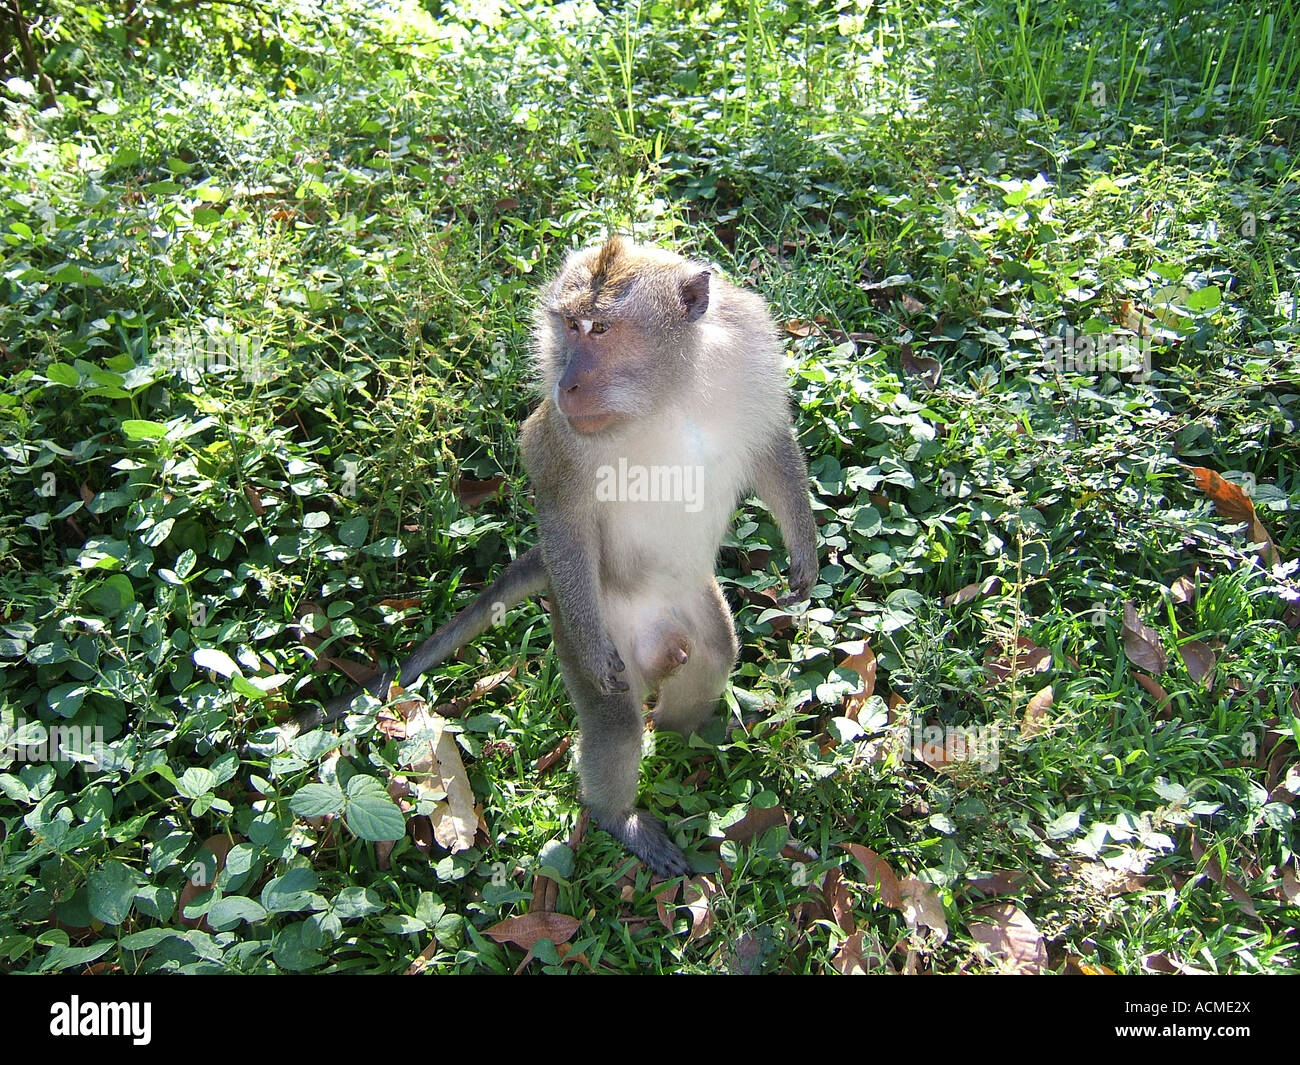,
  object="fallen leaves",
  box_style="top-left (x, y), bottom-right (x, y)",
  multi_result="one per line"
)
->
top-left (900, 343), bottom-right (942, 389)
top-left (1186, 465), bottom-right (1278, 565)
top-left (1121, 600), bottom-right (1167, 674)
top-left (1022, 684), bottom-right (1054, 738)
top-left (968, 903), bottom-right (1048, 973)
top-left (839, 640), bottom-right (877, 721)
top-left (984, 636), bottom-right (1052, 683)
